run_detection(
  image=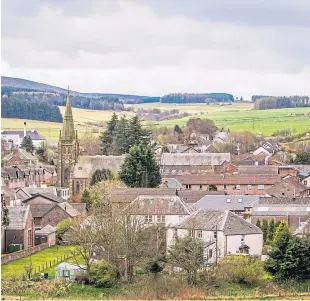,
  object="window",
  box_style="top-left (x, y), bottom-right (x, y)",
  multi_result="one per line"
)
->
top-left (238, 198), bottom-right (242, 203)
top-left (258, 184), bottom-right (265, 190)
top-left (157, 215), bottom-right (165, 223)
top-left (189, 230), bottom-right (195, 238)
top-left (197, 230), bottom-right (203, 238)
top-left (63, 270), bottom-right (70, 277)
top-left (173, 228), bottom-right (178, 239)
top-left (213, 231), bottom-right (217, 239)
top-left (28, 229), bottom-right (33, 247)
top-left (179, 215), bottom-right (185, 223)
top-left (185, 184), bottom-right (192, 190)
top-left (224, 185), bottom-right (227, 189)
top-left (75, 181), bottom-right (80, 195)
top-left (241, 235), bottom-right (245, 242)
top-left (248, 185), bottom-right (252, 190)
top-left (199, 184), bottom-right (202, 190)
top-left (235, 185), bottom-right (241, 190)
top-left (144, 215), bottom-right (152, 223)
top-left (226, 198), bottom-right (231, 203)
top-left (304, 181), bottom-right (307, 185)
top-left (208, 249), bottom-right (213, 259)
